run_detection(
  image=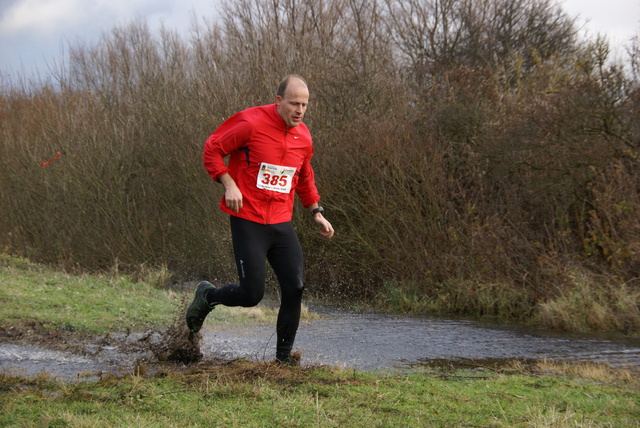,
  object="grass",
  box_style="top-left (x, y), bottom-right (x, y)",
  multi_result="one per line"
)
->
top-left (0, 259), bottom-right (175, 336)
top-left (536, 269), bottom-right (640, 333)
top-left (0, 253), bottom-right (297, 337)
top-left (1, 254), bottom-right (639, 427)
top-left (380, 279), bottom-right (534, 321)
top-left (380, 272), bottom-right (640, 335)
top-left (2, 360), bottom-right (638, 427)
